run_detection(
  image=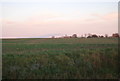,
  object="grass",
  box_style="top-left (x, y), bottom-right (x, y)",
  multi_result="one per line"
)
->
top-left (2, 38), bottom-right (119, 79)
